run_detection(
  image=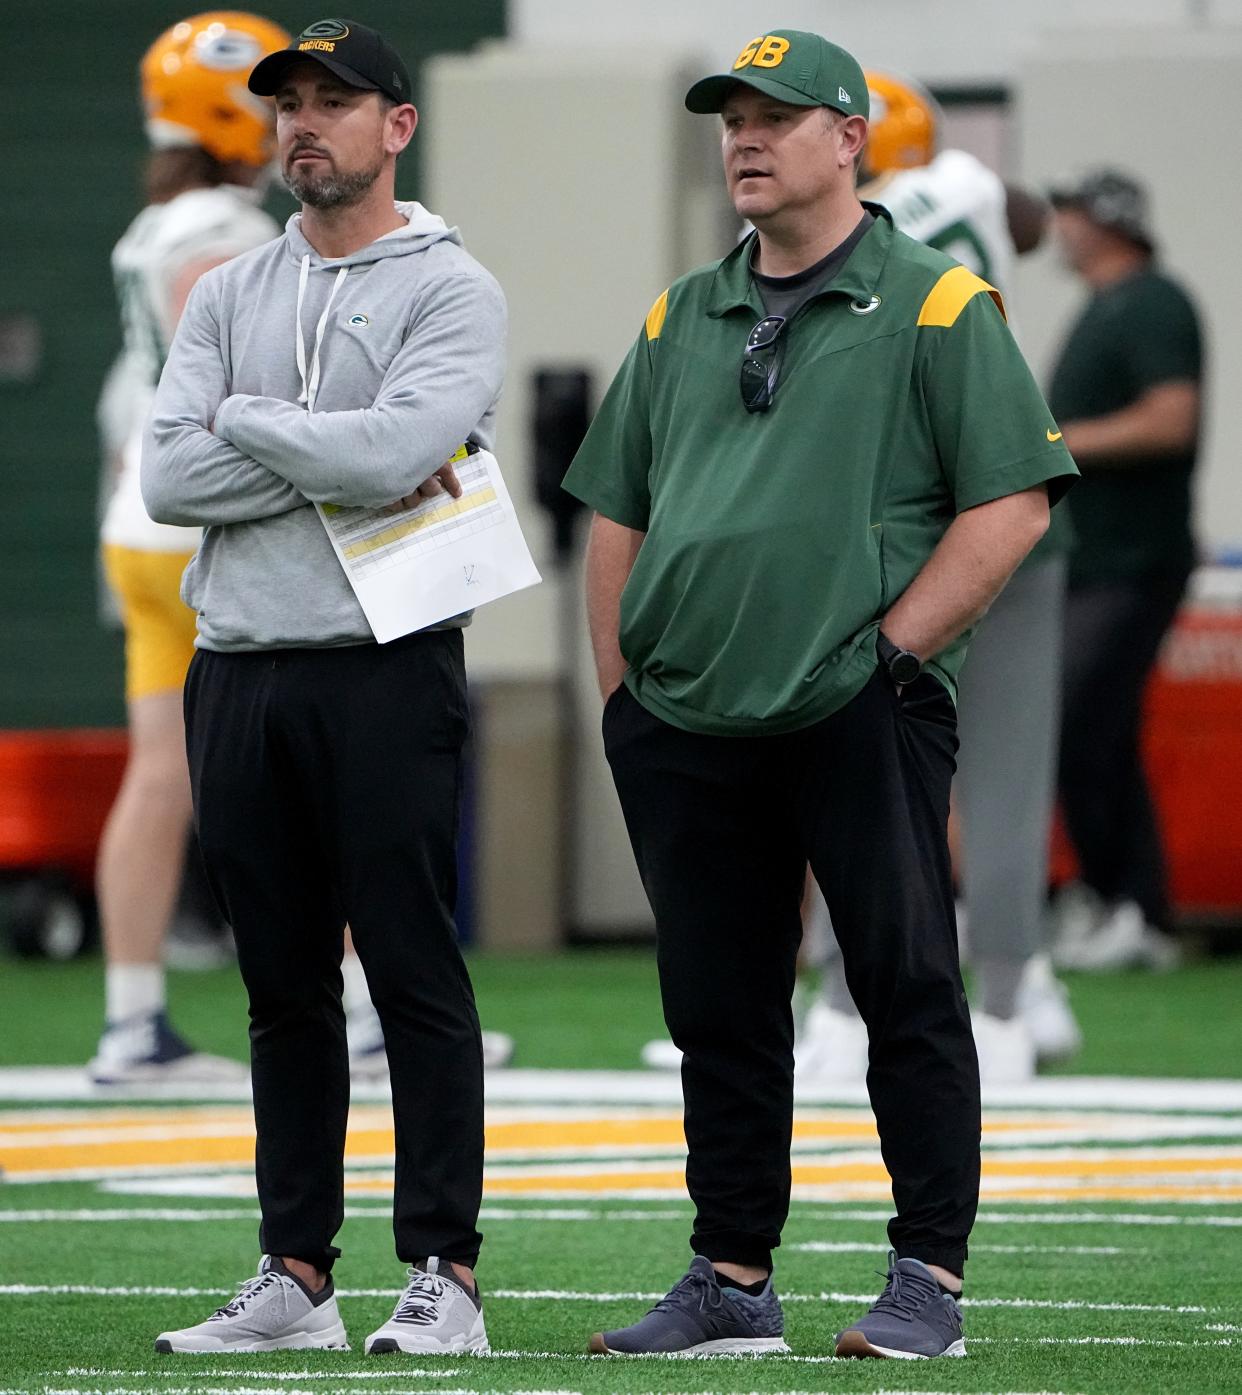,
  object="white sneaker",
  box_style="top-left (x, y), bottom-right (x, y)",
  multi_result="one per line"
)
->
top-left (1016, 954), bottom-right (1083, 1062)
top-left (794, 1000), bottom-right (869, 1083)
top-left (163, 915), bottom-right (235, 971)
top-left (365, 1257), bottom-right (489, 1355)
top-left (1048, 881), bottom-right (1105, 958)
top-left (972, 1010), bottom-right (1036, 1084)
top-left (347, 1004), bottom-right (515, 1079)
top-left (89, 1012), bottom-right (248, 1087)
top-left (1052, 899), bottom-right (1181, 972)
top-left (347, 1002), bottom-right (389, 1081)
top-left (640, 1037), bottom-right (683, 1070)
top-left (480, 1029), bottom-right (515, 1069)
top-left (155, 1256), bottom-right (348, 1353)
